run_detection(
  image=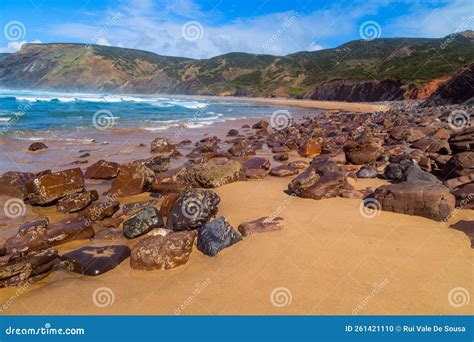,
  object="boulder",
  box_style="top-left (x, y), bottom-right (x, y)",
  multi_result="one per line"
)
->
top-left (82, 200), bottom-right (119, 222)
top-left (27, 142), bottom-right (48, 152)
top-left (449, 127), bottom-right (474, 153)
top-left (0, 171), bottom-right (36, 199)
top-left (123, 206), bottom-right (164, 239)
top-left (109, 162), bottom-right (154, 197)
top-left (0, 248), bottom-right (59, 288)
top-left (243, 157), bottom-right (271, 179)
top-left (238, 217), bottom-right (283, 236)
top-left (227, 129), bottom-right (239, 136)
top-left (273, 153), bottom-right (289, 161)
top-left (56, 190), bottom-right (98, 213)
top-left (384, 160), bottom-right (440, 183)
top-left (123, 199), bottom-right (158, 215)
top-left (160, 193), bottom-right (181, 217)
top-left (343, 140), bottom-right (382, 164)
top-left (4, 217), bottom-right (94, 255)
top-left (24, 168), bottom-right (84, 205)
top-left (197, 217), bottom-right (242, 256)
top-left (269, 165), bottom-right (299, 177)
top-left (181, 158), bottom-right (245, 188)
top-left (298, 139), bottom-right (321, 157)
top-left (452, 183), bottom-right (474, 210)
top-left (411, 136), bottom-right (450, 154)
top-left (151, 137), bottom-right (175, 153)
top-left (167, 189), bottom-right (220, 231)
top-left (370, 182), bottom-right (455, 221)
top-left (443, 152), bottom-right (474, 179)
top-left (228, 139), bottom-right (255, 157)
top-left (61, 245), bottom-right (130, 276)
top-left (252, 120), bottom-right (269, 129)
top-left (141, 155), bottom-right (170, 174)
top-left (356, 166), bottom-right (377, 178)
top-left (84, 160), bottom-right (119, 179)
top-left (130, 231), bottom-right (196, 270)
